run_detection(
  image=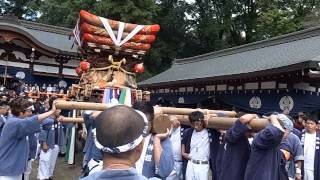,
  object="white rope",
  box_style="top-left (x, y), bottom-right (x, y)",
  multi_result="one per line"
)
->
top-left (99, 17), bottom-right (144, 48)
top-left (119, 25), bottom-right (144, 46)
top-left (99, 17), bottom-right (119, 46)
top-left (117, 22), bottom-right (125, 45)
top-left (92, 109), bottom-right (149, 154)
top-left (73, 19), bottom-right (82, 46)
